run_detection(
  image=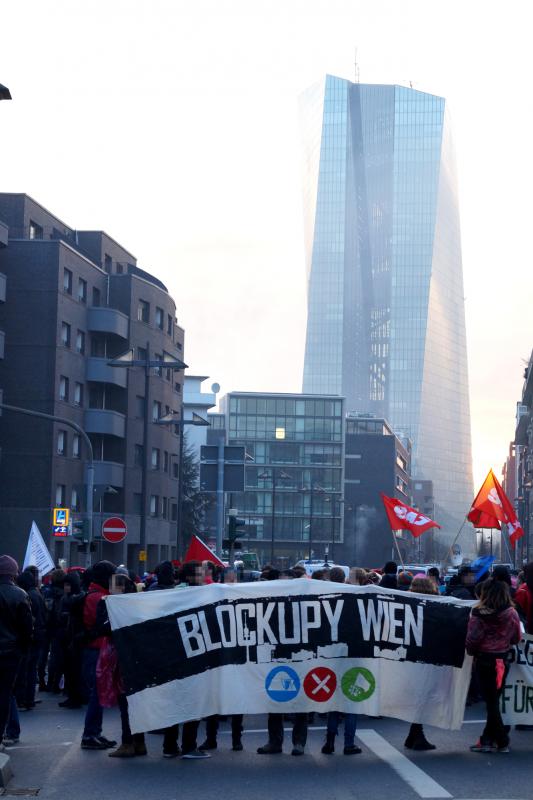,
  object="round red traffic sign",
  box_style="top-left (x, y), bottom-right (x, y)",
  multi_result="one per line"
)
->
top-left (303, 667), bottom-right (337, 702)
top-left (102, 517), bottom-right (127, 543)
